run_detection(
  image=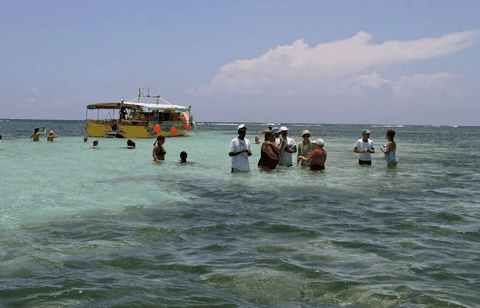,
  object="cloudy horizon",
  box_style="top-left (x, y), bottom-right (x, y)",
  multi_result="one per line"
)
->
top-left (1, 1), bottom-right (479, 126)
